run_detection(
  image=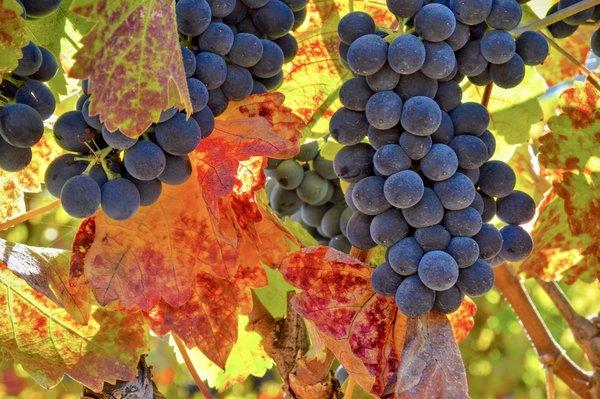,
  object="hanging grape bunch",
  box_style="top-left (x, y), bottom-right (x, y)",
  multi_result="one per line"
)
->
top-left (331, 0), bottom-right (546, 318)
top-left (44, 0), bottom-right (306, 221)
top-left (265, 141), bottom-right (353, 253)
top-left (545, 0), bottom-right (599, 56)
top-left (0, 1), bottom-right (62, 173)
